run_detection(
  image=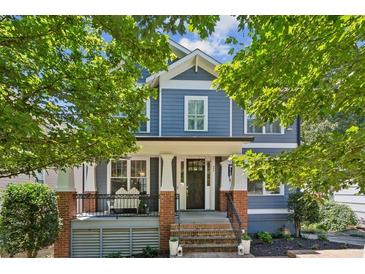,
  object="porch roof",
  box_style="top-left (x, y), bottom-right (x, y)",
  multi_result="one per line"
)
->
top-left (134, 136), bottom-right (254, 156)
